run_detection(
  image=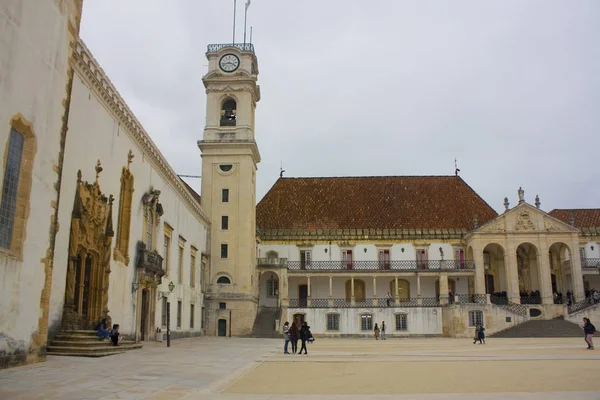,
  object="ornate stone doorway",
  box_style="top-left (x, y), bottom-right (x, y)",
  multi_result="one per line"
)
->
top-left (62, 166), bottom-right (114, 330)
top-left (517, 243), bottom-right (541, 304)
